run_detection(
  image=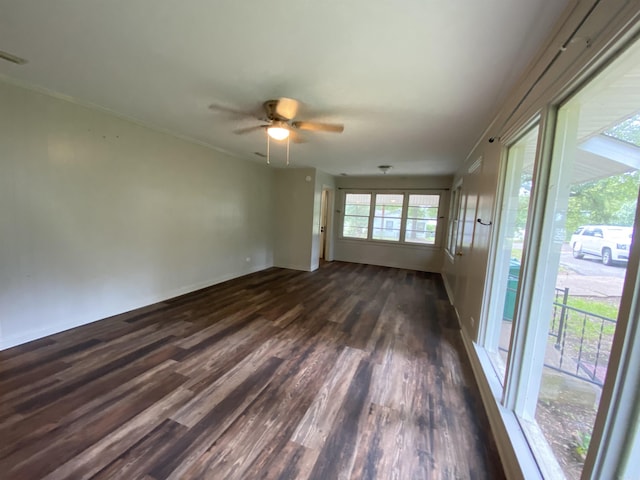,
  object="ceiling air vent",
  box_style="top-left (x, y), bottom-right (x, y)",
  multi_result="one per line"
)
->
top-left (0, 50), bottom-right (28, 65)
